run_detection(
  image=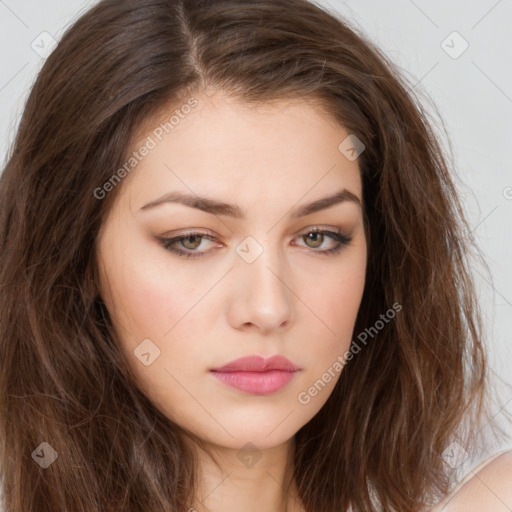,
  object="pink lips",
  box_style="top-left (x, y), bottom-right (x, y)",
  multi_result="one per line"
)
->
top-left (210, 355), bottom-right (300, 395)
